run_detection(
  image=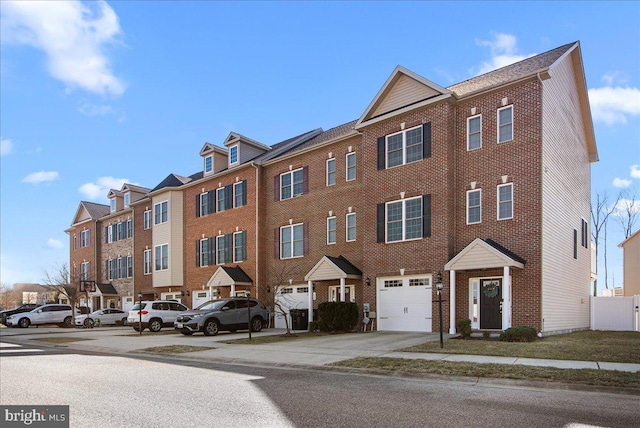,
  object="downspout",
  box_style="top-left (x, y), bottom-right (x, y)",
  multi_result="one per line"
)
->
top-left (251, 162), bottom-right (260, 300)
